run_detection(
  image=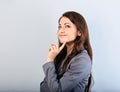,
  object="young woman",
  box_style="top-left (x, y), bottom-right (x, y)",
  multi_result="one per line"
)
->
top-left (40, 11), bottom-right (93, 92)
